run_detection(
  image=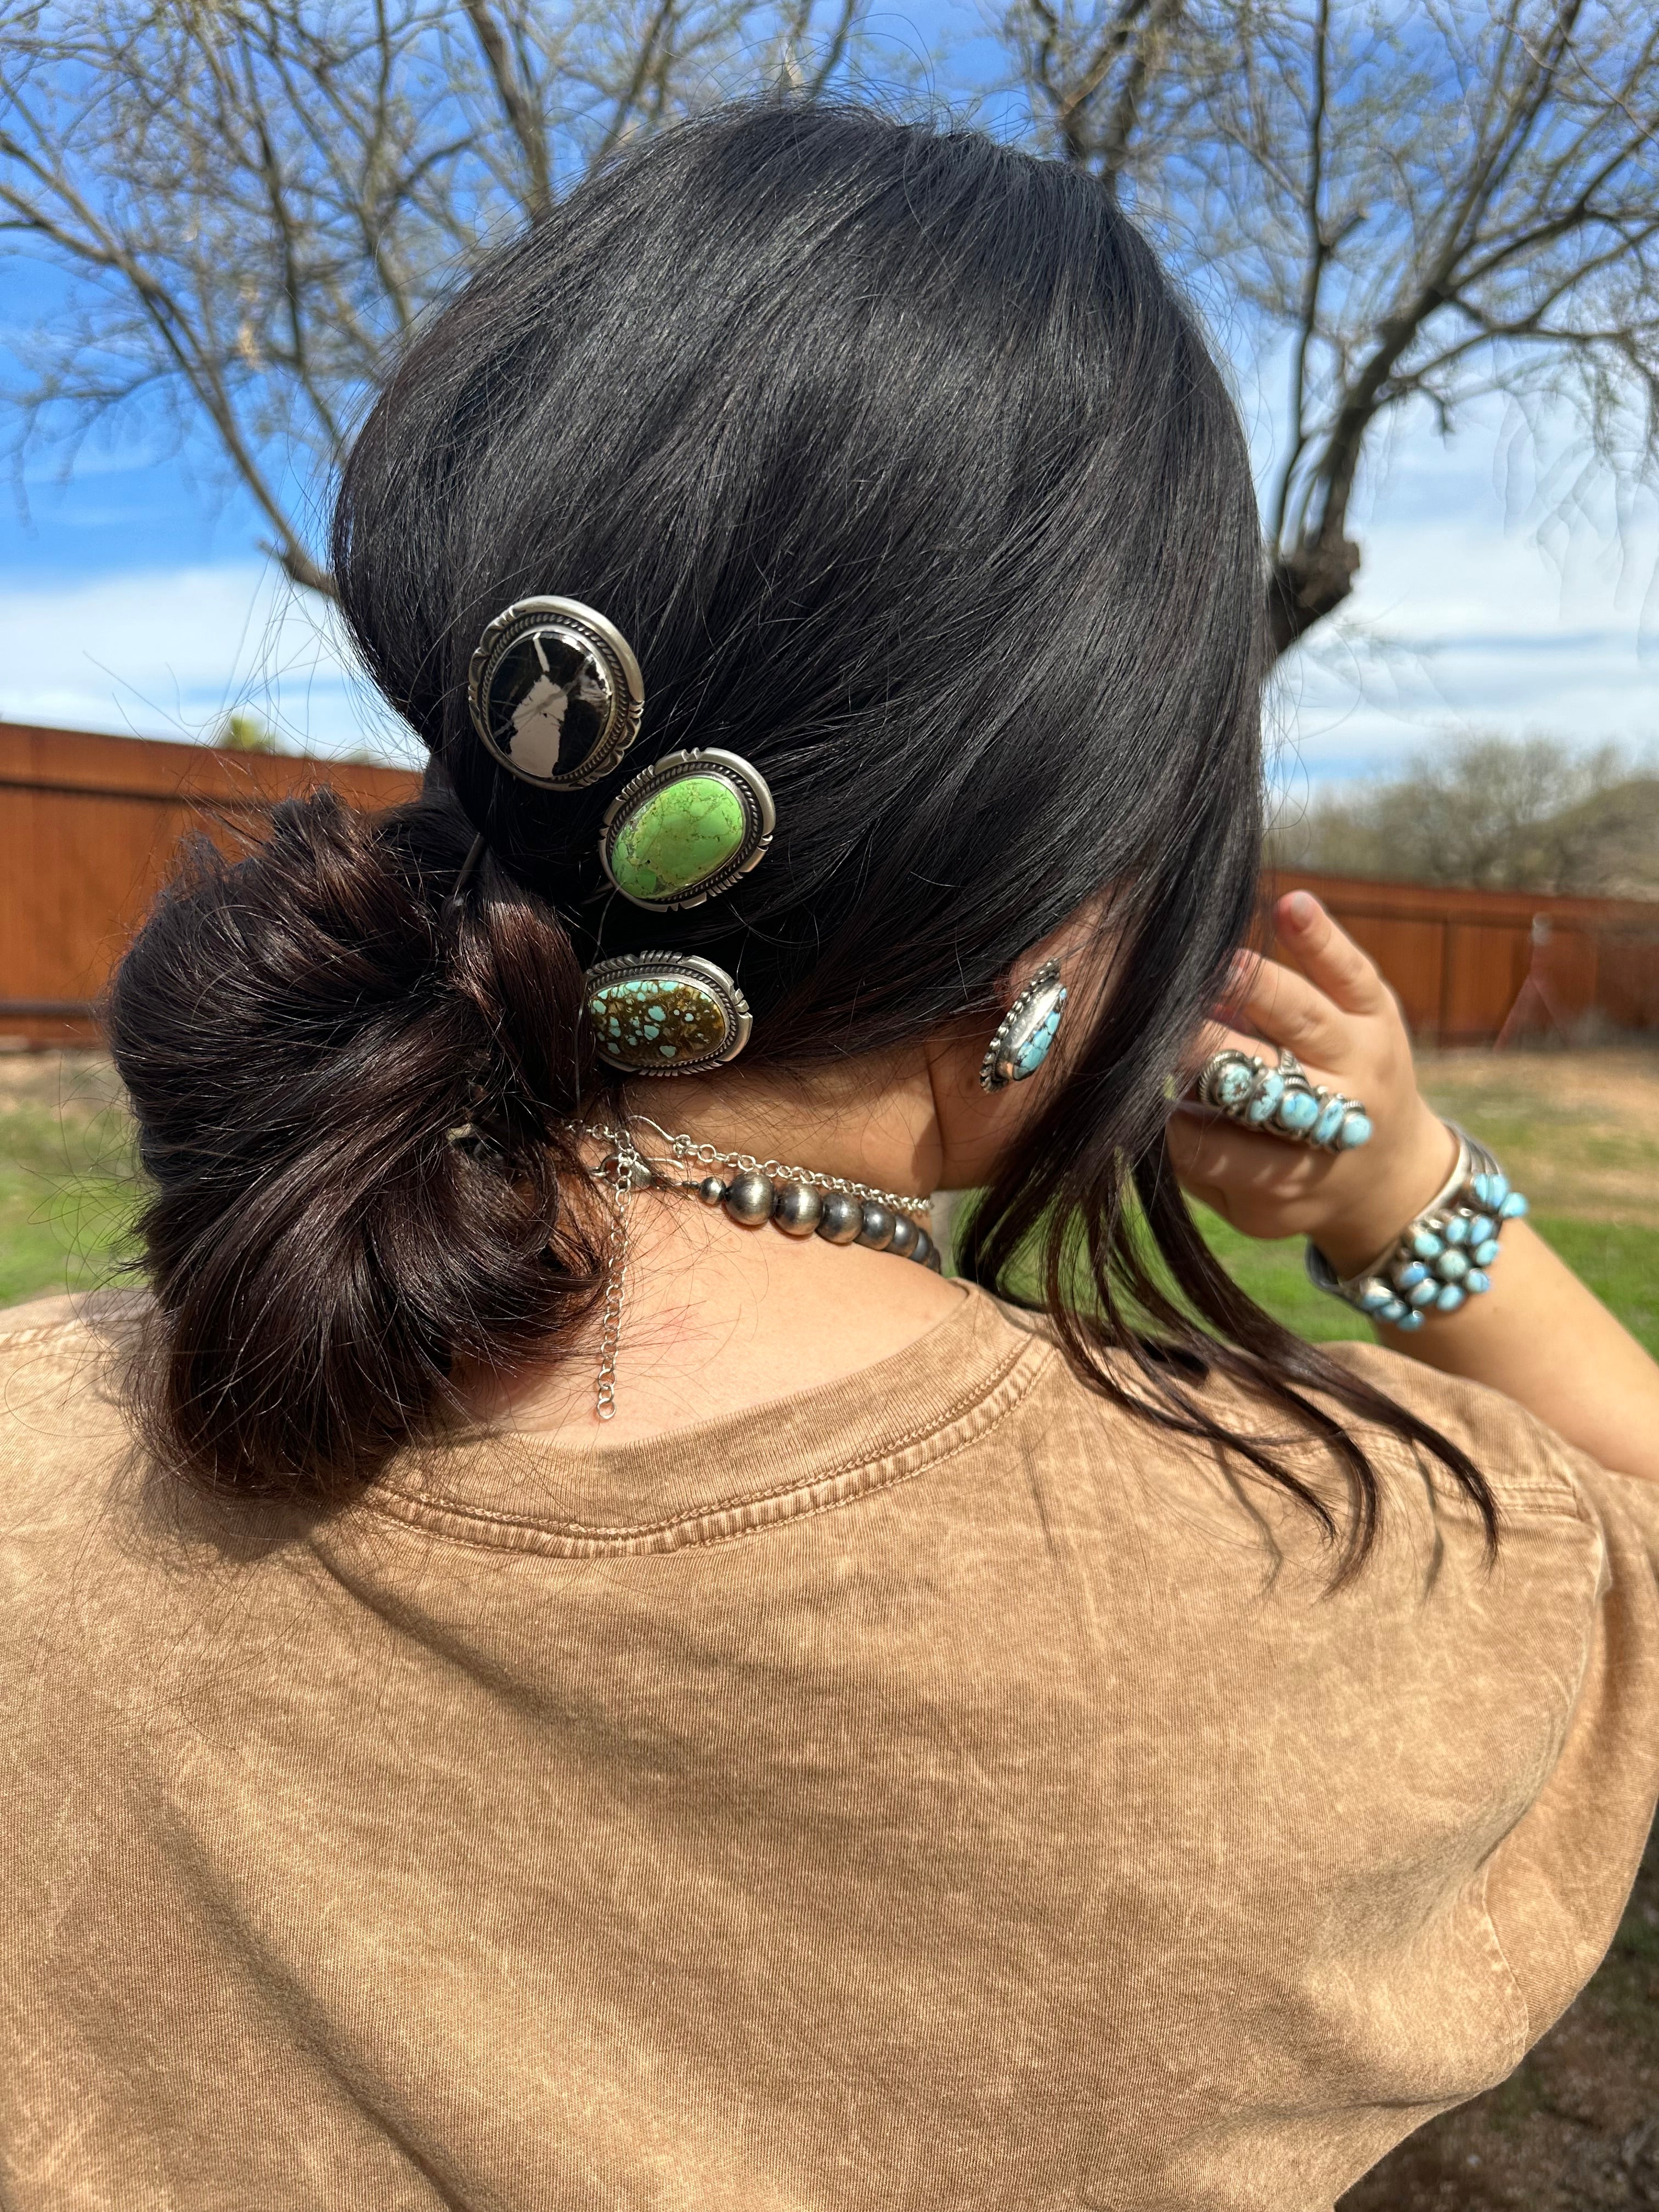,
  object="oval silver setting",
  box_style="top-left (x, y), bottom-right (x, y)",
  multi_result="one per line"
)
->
top-left (979, 958), bottom-right (1068, 1093)
top-left (466, 596), bottom-right (644, 791)
top-left (599, 747), bottom-right (776, 911)
top-left (583, 951), bottom-right (754, 1076)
